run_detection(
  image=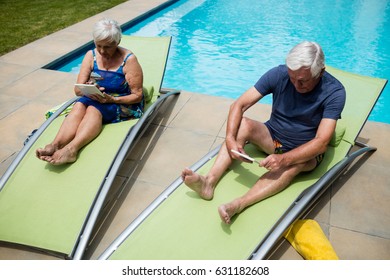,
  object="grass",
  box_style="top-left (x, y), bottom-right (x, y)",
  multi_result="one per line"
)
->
top-left (0, 0), bottom-right (128, 56)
